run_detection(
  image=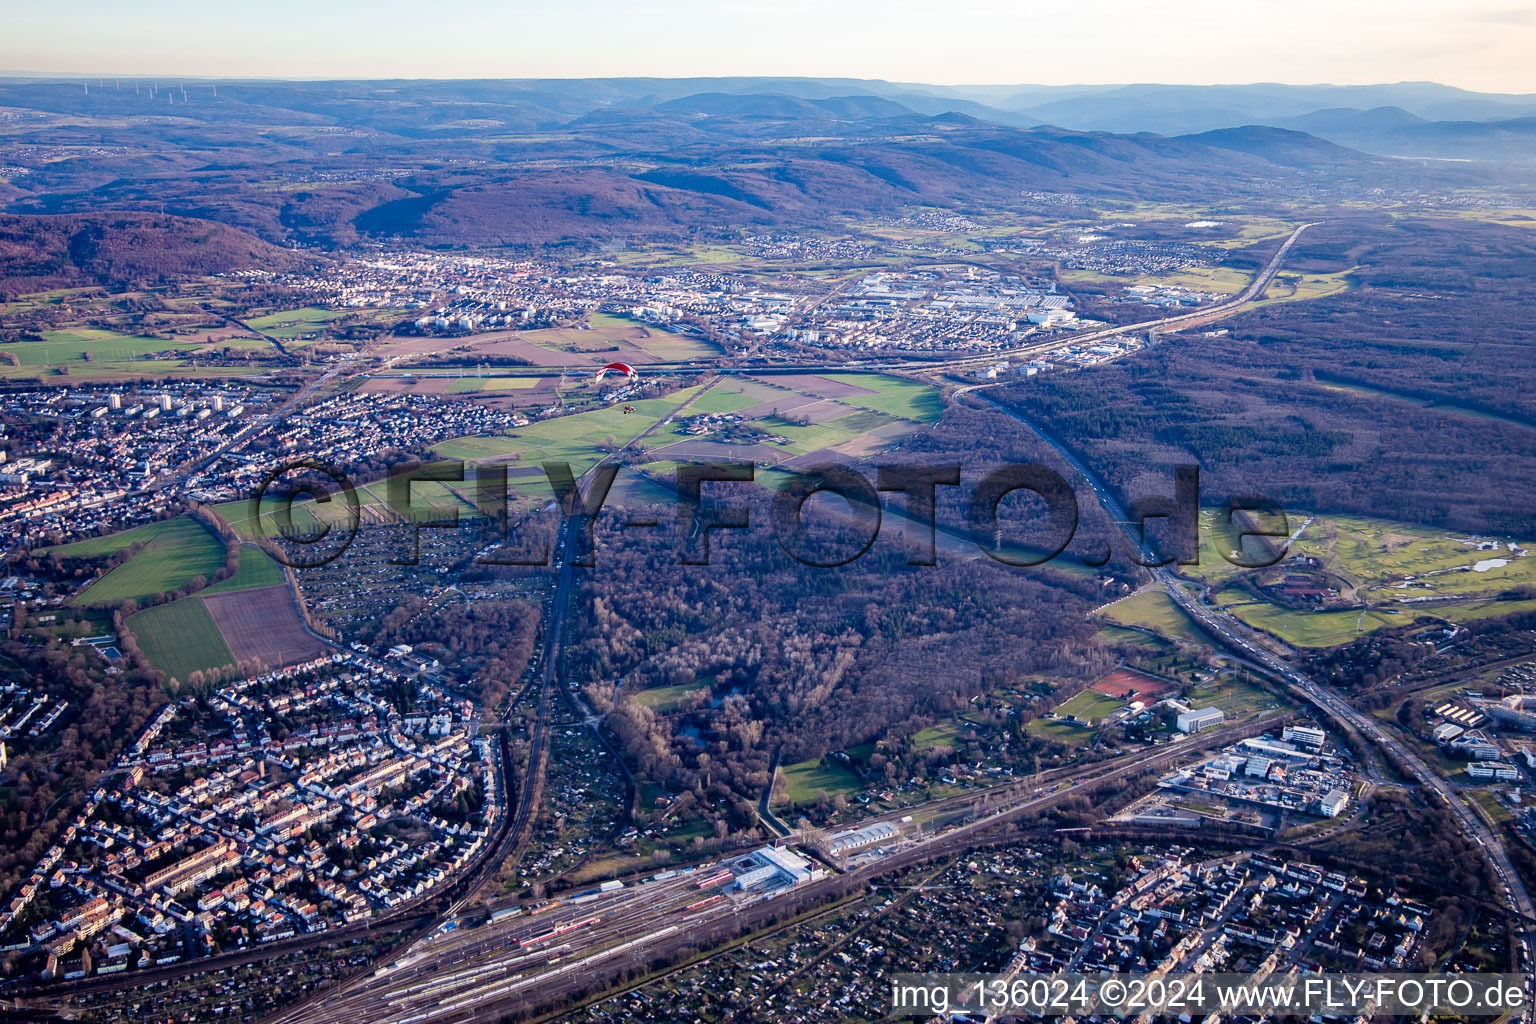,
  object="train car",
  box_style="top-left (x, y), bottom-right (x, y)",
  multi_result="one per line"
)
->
top-left (685, 894), bottom-right (724, 911)
top-left (695, 869), bottom-right (734, 888)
